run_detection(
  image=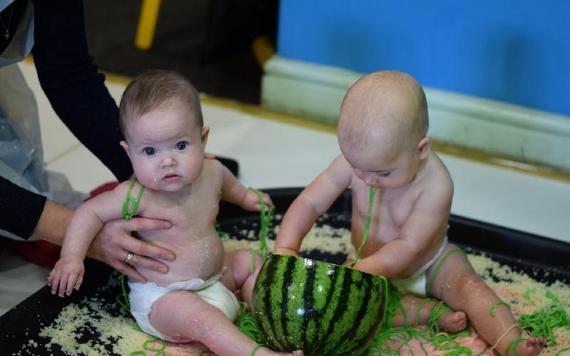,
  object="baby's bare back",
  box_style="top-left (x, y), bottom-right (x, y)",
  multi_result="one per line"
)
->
top-left (351, 153), bottom-right (452, 275)
top-left (134, 162), bottom-right (226, 286)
